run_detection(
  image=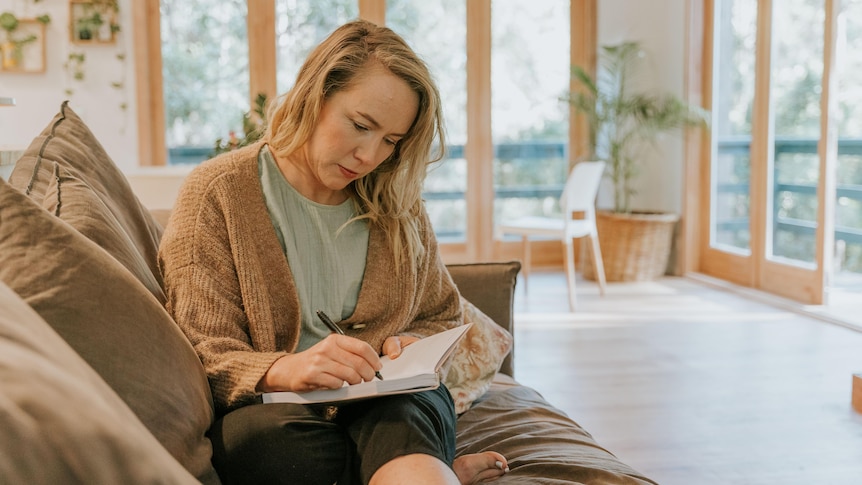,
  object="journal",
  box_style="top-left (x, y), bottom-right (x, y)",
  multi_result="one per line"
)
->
top-left (262, 323), bottom-right (471, 405)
